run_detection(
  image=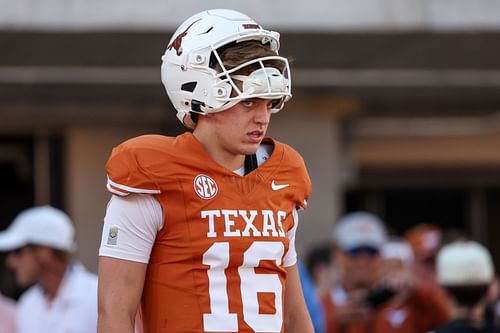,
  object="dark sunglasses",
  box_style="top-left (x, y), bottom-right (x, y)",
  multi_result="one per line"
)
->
top-left (345, 246), bottom-right (380, 257)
